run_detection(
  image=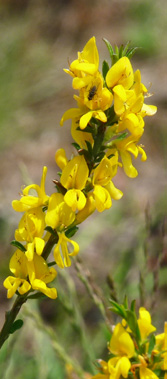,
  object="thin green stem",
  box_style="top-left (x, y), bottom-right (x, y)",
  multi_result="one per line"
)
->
top-left (0, 294), bottom-right (27, 349)
top-left (42, 232), bottom-right (59, 261)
